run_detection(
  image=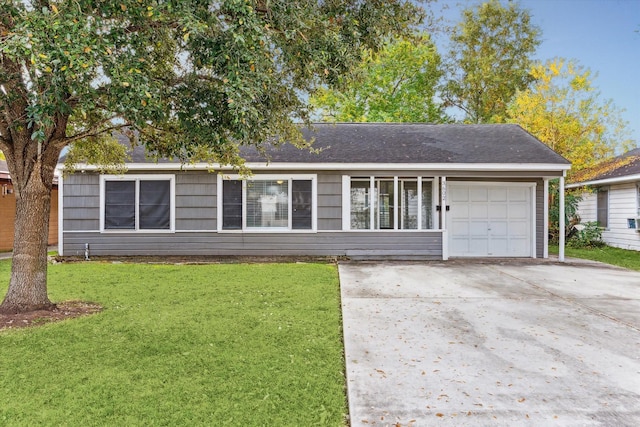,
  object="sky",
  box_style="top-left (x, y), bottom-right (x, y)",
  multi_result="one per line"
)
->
top-left (433, 0), bottom-right (640, 147)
